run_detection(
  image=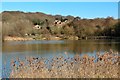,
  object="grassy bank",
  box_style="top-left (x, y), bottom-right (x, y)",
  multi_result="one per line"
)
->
top-left (3, 36), bottom-right (33, 41)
